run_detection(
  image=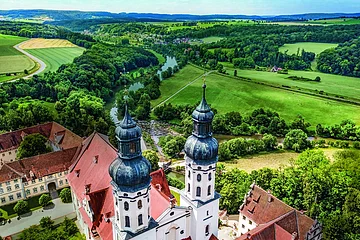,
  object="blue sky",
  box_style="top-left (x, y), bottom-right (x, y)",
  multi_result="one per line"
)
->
top-left (1, 0), bottom-right (360, 15)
